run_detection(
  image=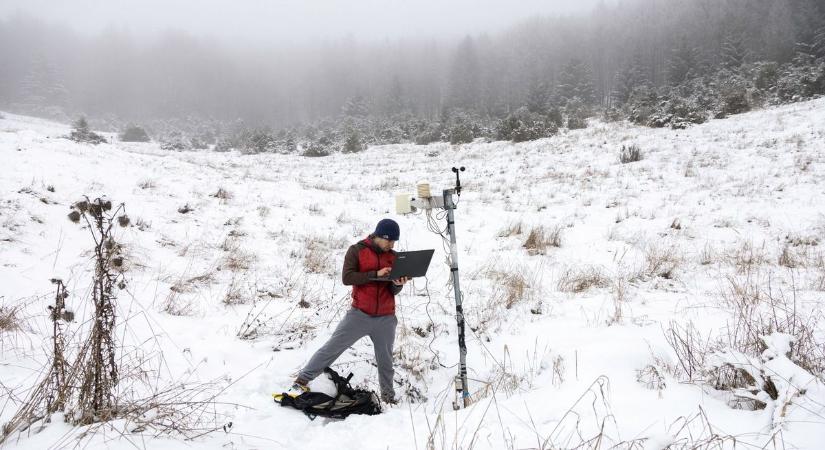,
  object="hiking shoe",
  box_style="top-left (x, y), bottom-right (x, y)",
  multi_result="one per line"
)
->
top-left (286, 382), bottom-right (309, 398)
top-left (380, 393), bottom-right (399, 405)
